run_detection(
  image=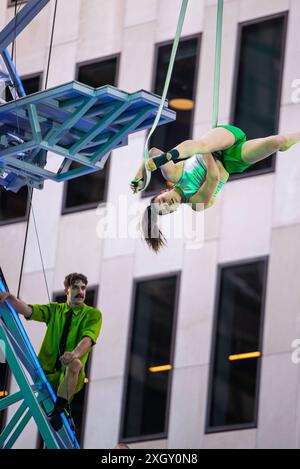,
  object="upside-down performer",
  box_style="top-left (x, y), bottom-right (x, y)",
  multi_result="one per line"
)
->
top-left (0, 273), bottom-right (102, 431)
top-left (131, 125), bottom-right (300, 252)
